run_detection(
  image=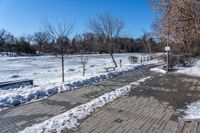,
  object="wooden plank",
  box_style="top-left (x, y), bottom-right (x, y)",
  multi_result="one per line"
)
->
top-left (182, 121), bottom-right (191, 133)
top-left (164, 120), bottom-right (178, 132)
top-left (0, 79), bottom-right (33, 89)
top-left (118, 98), bottom-right (162, 132)
top-left (177, 119), bottom-right (186, 133)
top-left (197, 122), bottom-right (200, 133)
top-left (190, 120), bottom-right (198, 133)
